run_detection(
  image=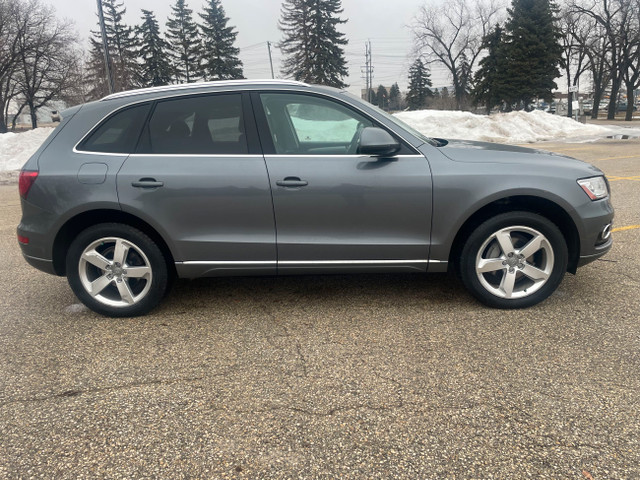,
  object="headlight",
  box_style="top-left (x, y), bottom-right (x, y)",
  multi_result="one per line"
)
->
top-left (577, 176), bottom-right (609, 200)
